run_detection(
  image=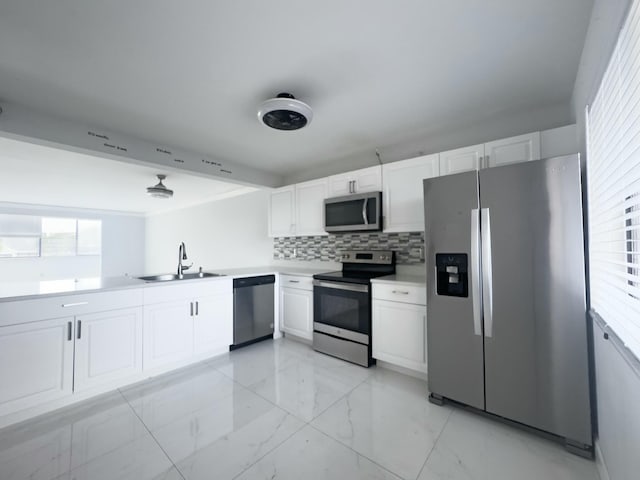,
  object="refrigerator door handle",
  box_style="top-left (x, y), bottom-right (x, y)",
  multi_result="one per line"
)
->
top-left (471, 208), bottom-right (482, 336)
top-left (481, 207), bottom-right (494, 338)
